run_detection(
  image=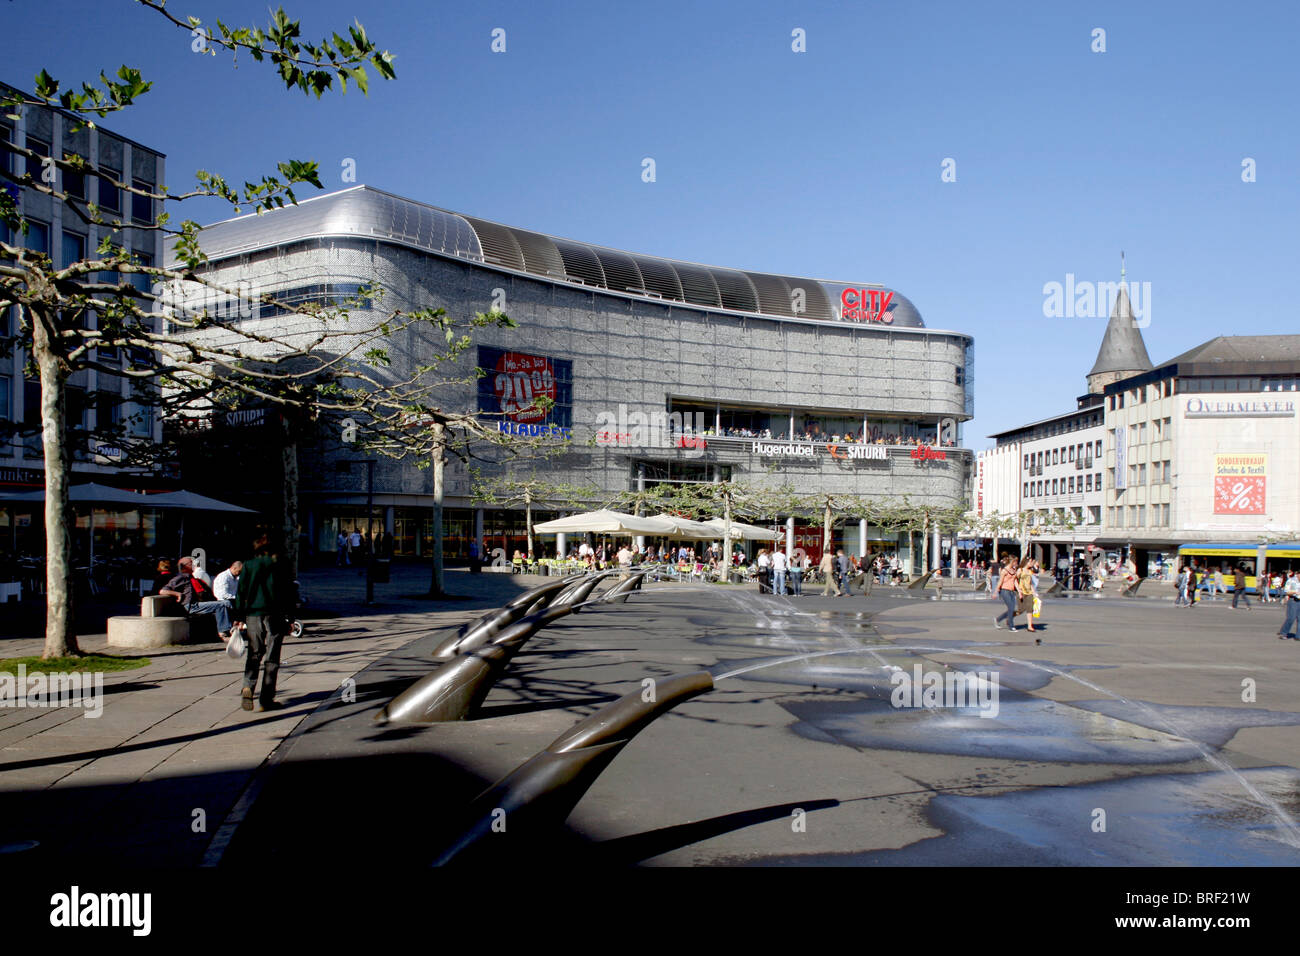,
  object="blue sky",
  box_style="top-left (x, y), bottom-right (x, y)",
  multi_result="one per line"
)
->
top-left (9, 0), bottom-right (1298, 446)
